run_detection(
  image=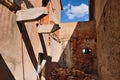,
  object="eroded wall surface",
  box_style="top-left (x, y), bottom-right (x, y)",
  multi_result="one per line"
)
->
top-left (0, 0), bottom-right (75, 80)
top-left (0, 0), bottom-right (43, 80)
top-left (95, 0), bottom-right (107, 26)
top-left (0, 5), bottom-right (23, 80)
top-left (47, 21), bottom-right (98, 80)
top-left (96, 0), bottom-right (120, 80)
top-left (71, 21), bottom-right (97, 74)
